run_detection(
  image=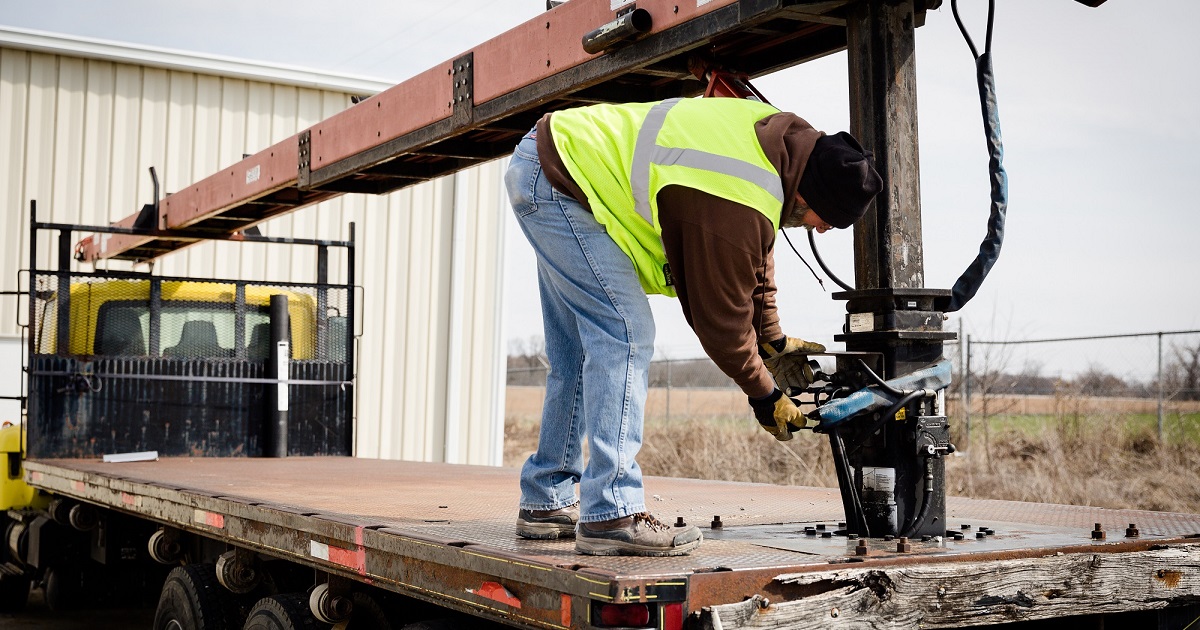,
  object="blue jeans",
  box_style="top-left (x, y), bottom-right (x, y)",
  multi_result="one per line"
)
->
top-left (506, 131), bottom-right (654, 523)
